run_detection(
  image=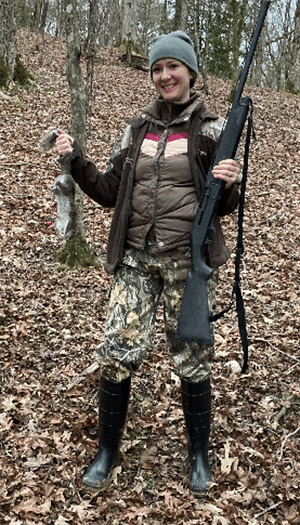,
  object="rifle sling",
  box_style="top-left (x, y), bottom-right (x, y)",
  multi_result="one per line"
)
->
top-left (210, 108), bottom-right (254, 373)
